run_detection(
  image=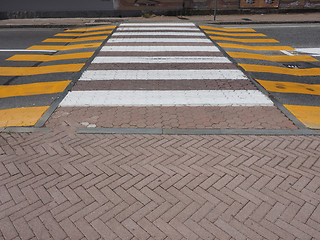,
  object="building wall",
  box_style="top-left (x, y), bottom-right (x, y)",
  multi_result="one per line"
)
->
top-left (0, 0), bottom-right (319, 17)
